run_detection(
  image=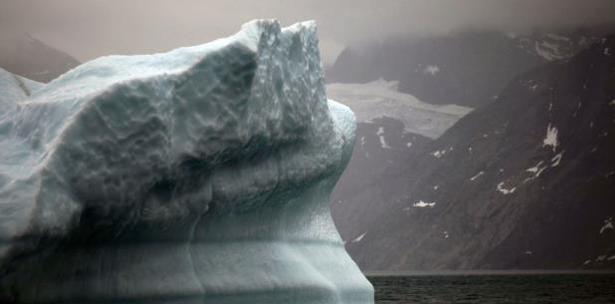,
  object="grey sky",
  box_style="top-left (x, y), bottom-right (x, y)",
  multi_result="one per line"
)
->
top-left (1, 0), bottom-right (614, 65)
